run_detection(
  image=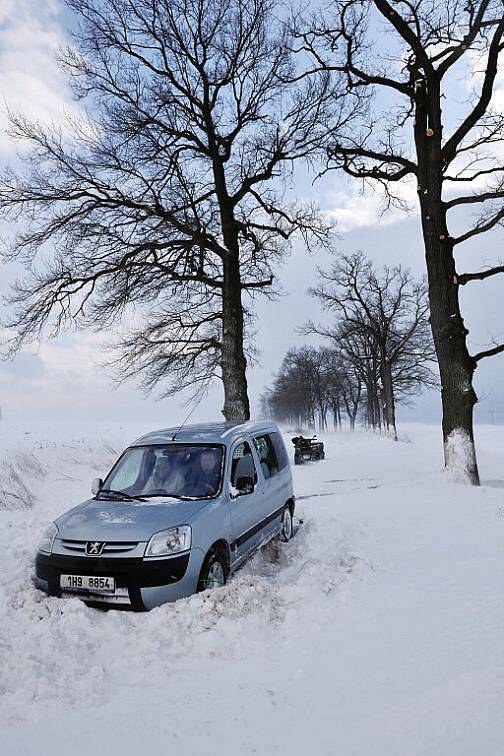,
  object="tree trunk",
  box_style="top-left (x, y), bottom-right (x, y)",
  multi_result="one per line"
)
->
top-left (381, 358), bottom-right (398, 441)
top-left (373, 382), bottom-right (382, 432)
top-left (331, 397), bottom-right (340, 430)
top-left (366, 378), bottom-right (374, 429)
top-left (415, 76), bottom-right (480, 484)
top-left (424, 234), bottom-right (479, 483)
top-left (221, 253), bottom-right (250, 422)
top-left (351, 381), bottom-right (362, 432)
top-left (212, 150), bottom-right (250, 423)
